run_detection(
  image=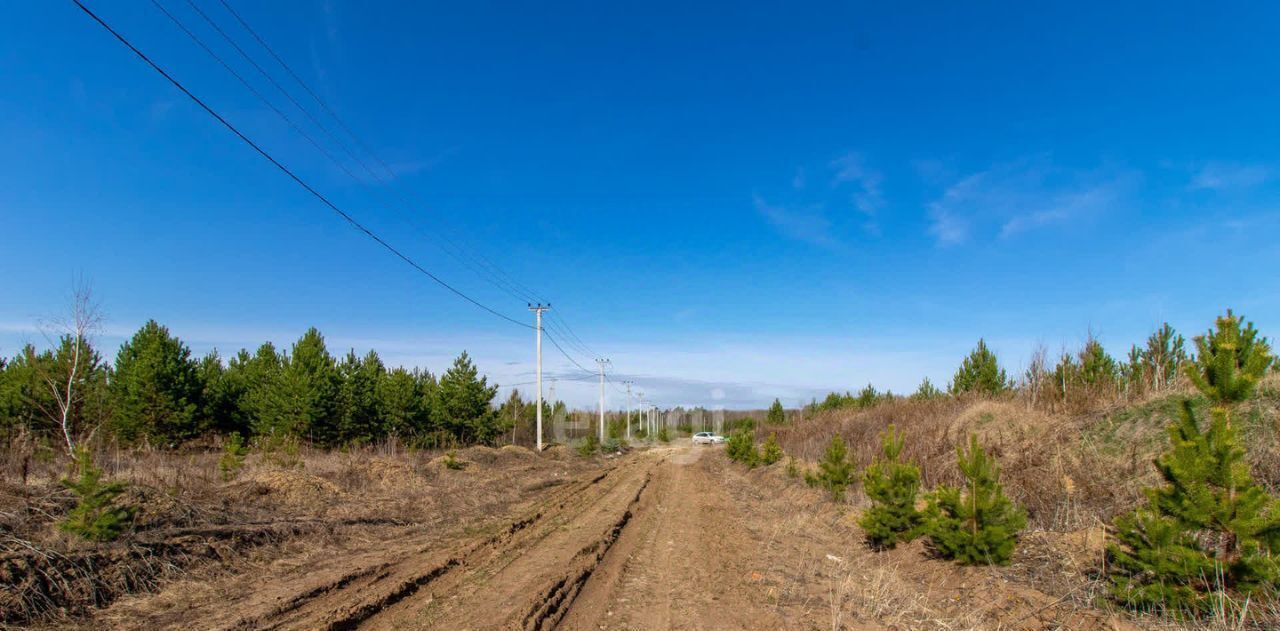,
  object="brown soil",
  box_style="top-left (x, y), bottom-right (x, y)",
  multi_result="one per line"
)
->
top-left (55, 444), bottom-right (1177, 631)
